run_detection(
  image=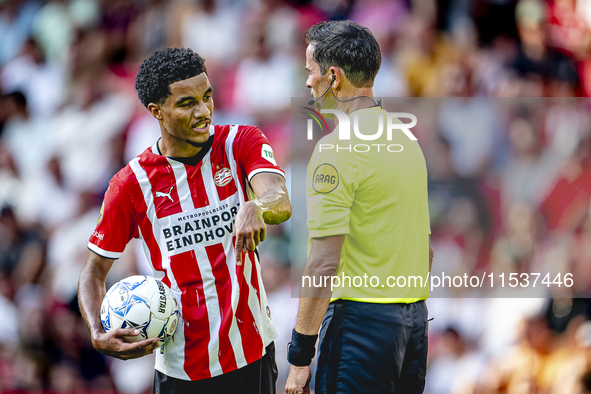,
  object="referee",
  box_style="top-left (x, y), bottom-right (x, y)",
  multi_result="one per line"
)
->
top-left (285, 21), bottom-right (433, 394)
